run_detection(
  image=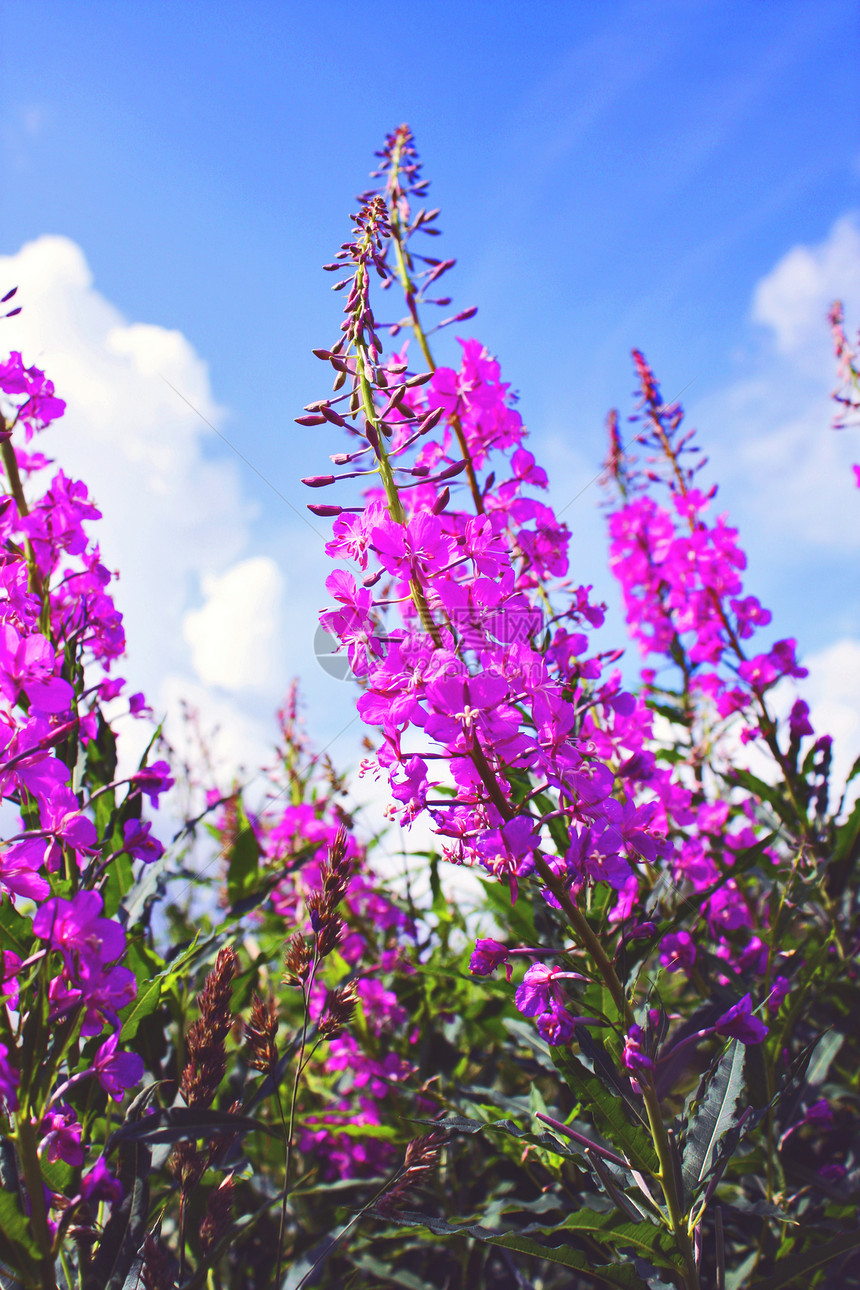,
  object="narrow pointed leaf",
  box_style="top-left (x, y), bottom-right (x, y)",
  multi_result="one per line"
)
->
top-left (552, 1047), bottom-right (659, 1173)
top-left (749, 1228), bottom-right (860, 1289)
top-left (681, 1039), bottom-right (746, 1199)
top-left (106, 1105), bottom-right (275, 1152)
